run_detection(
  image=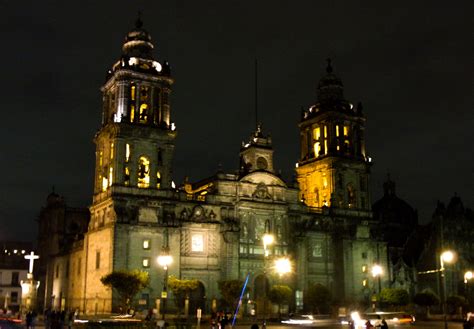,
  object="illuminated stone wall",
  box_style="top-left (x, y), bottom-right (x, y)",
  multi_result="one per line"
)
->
top-left (40, 22), bottom-right (394, 315)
